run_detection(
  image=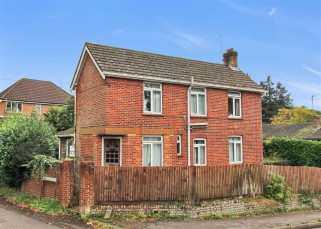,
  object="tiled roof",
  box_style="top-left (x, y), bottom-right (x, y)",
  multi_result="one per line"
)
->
top-left (263, 123), bottom-right (321, 140)
top-left (0, 78), bottom-right (70, 104)
top-left (57, 127), bottom-right (74, 137)
top-left (84, 43), bottom-right (263, 92)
